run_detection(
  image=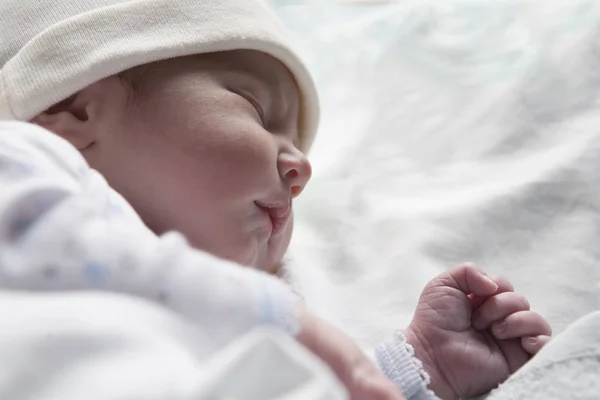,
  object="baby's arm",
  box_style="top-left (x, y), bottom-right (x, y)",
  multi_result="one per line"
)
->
top-left (0, 121), bottom-right (298, 346)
